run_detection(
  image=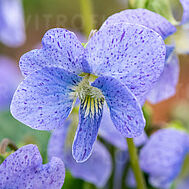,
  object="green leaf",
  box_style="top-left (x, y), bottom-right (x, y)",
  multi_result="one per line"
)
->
top-left (0, 111), bottom-right (50, 162)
